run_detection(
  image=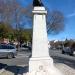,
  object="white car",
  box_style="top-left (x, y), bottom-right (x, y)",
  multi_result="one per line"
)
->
top-left (0, 44), bottom-right (17, 58)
